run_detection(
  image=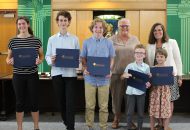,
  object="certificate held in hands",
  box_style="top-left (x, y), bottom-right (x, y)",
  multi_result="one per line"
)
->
top-left (127, 69), bottom-right (149, 92)
top-left (12, 48), bottom-right (37, 68)
top-left (55, 48), bottom-right (79, 68)
top-left (150, 66), bottom-right (174, 86)
top-left (87, 56), bottom-right (110, 76)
